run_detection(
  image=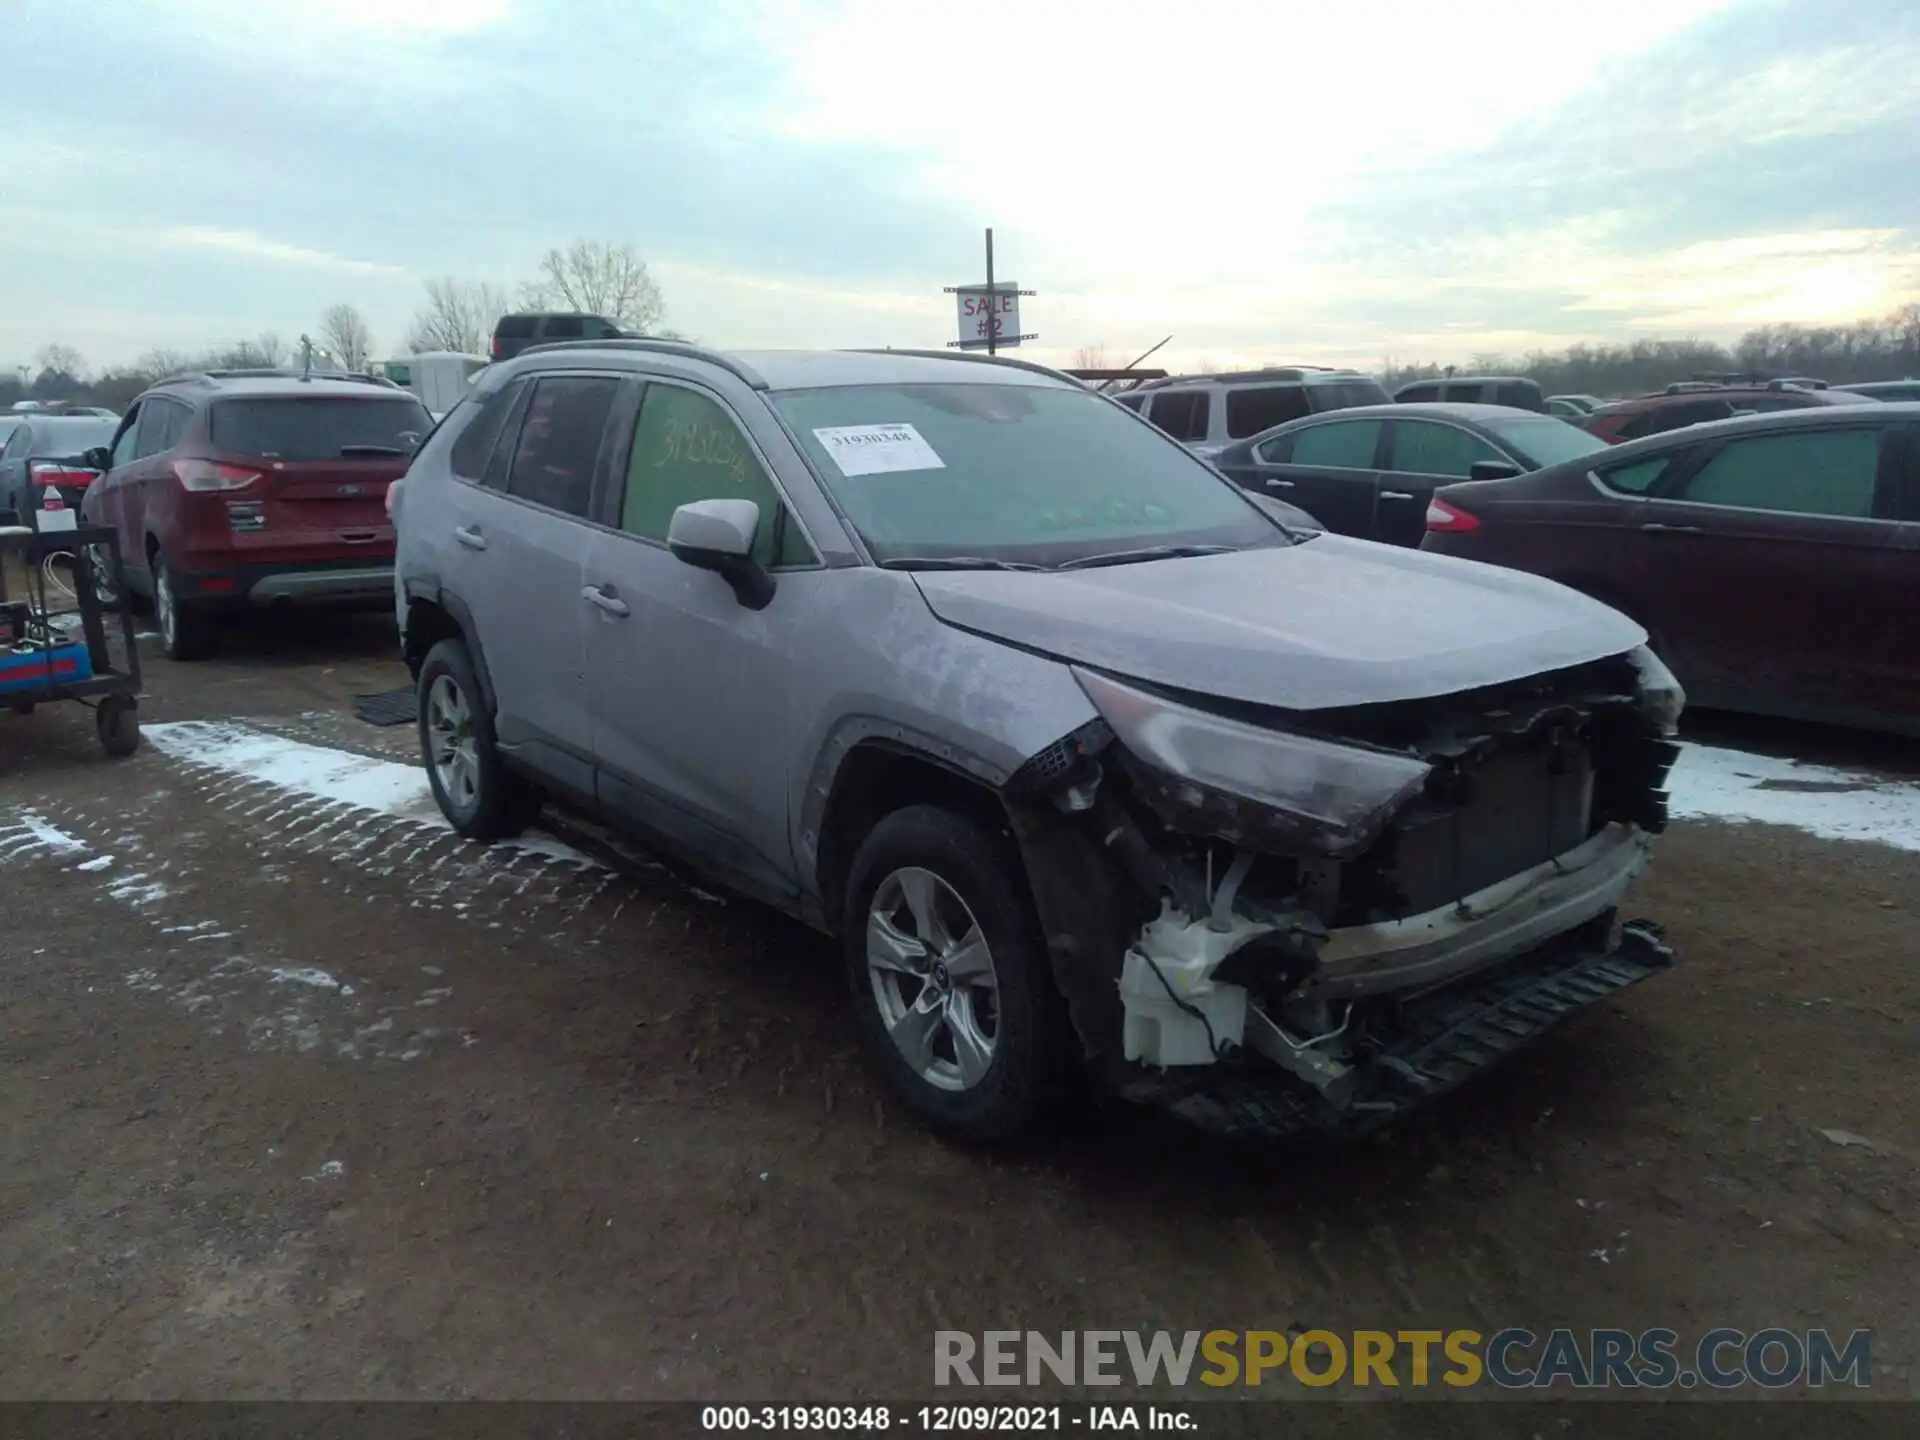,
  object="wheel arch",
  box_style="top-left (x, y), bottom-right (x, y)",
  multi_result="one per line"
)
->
top-left (812, 739), bottom-right (1012, 933)
top-left (403, 584), bottom-right (497, 717)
